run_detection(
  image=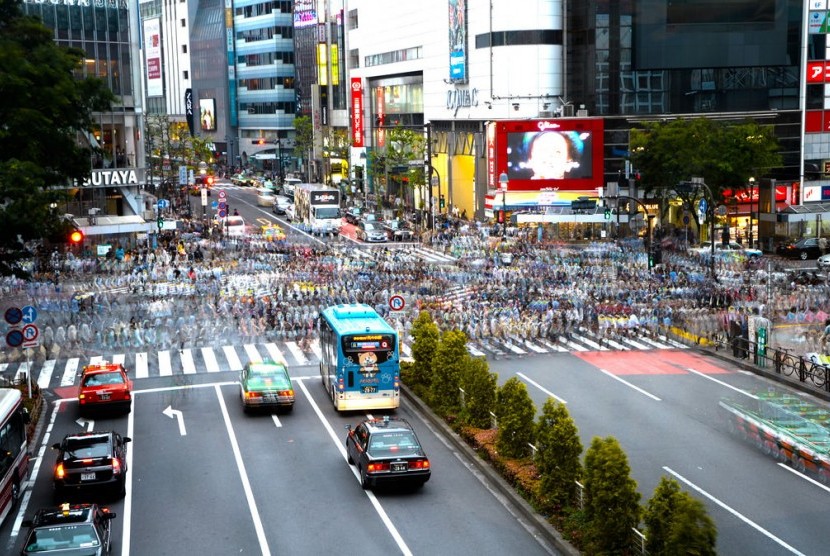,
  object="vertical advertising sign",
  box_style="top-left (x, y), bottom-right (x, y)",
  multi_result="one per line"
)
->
top-left (184, 89), bottom-right (194, 137)
top-left (448, 0), bottom-right (468, 83)
top-left (200, 98), bottom-right (216, 131)
top-left (317, 43), bottom-right (328, 86)
top-left (376, 87), bottom-right (386, 148)
top-left (225, 0), bottom-right (238, 127)
top-left (351, 78), bottom-right (364, 147)
top-left (144, 18), bottom-right (162, 97)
